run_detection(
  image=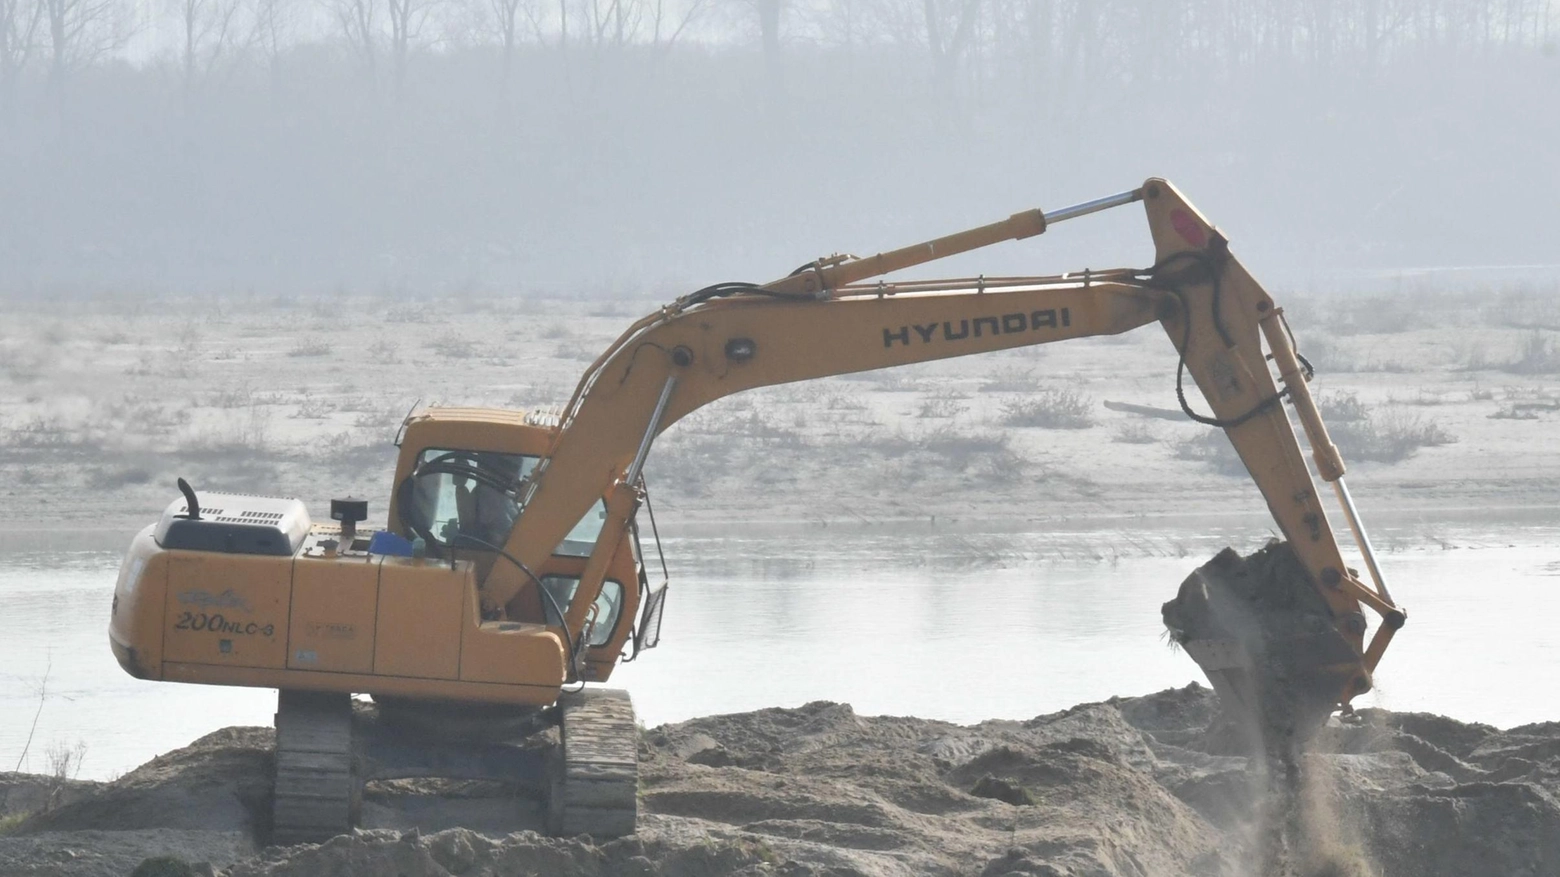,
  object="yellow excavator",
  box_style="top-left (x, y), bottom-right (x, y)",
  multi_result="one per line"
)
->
top-left (108, 178), bottom-right (1405, 843)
